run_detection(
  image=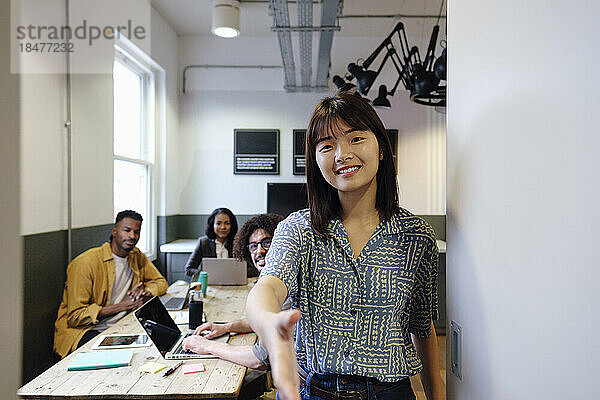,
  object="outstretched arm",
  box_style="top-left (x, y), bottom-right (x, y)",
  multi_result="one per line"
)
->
top-left (246, 275), bottom-right (301, 400)
top-left (412, 321), bottom-right (443, 400)
top-left (182, 336), bottom-right (265, 370)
